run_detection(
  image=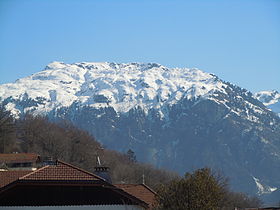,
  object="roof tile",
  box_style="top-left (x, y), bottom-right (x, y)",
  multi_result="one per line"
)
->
top-left (115, 184), bottom-right (156, 208)
top-left (20, 160), bottom-right (102, 181)
top-left (0, 170), bottom-right (32, 188)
